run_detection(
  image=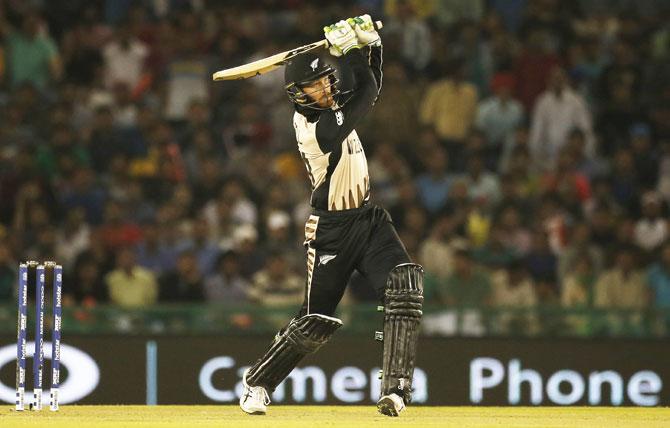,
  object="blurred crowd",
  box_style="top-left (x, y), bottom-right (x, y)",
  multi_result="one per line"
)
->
top-left (0, 0), bottom-right (669, 332)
